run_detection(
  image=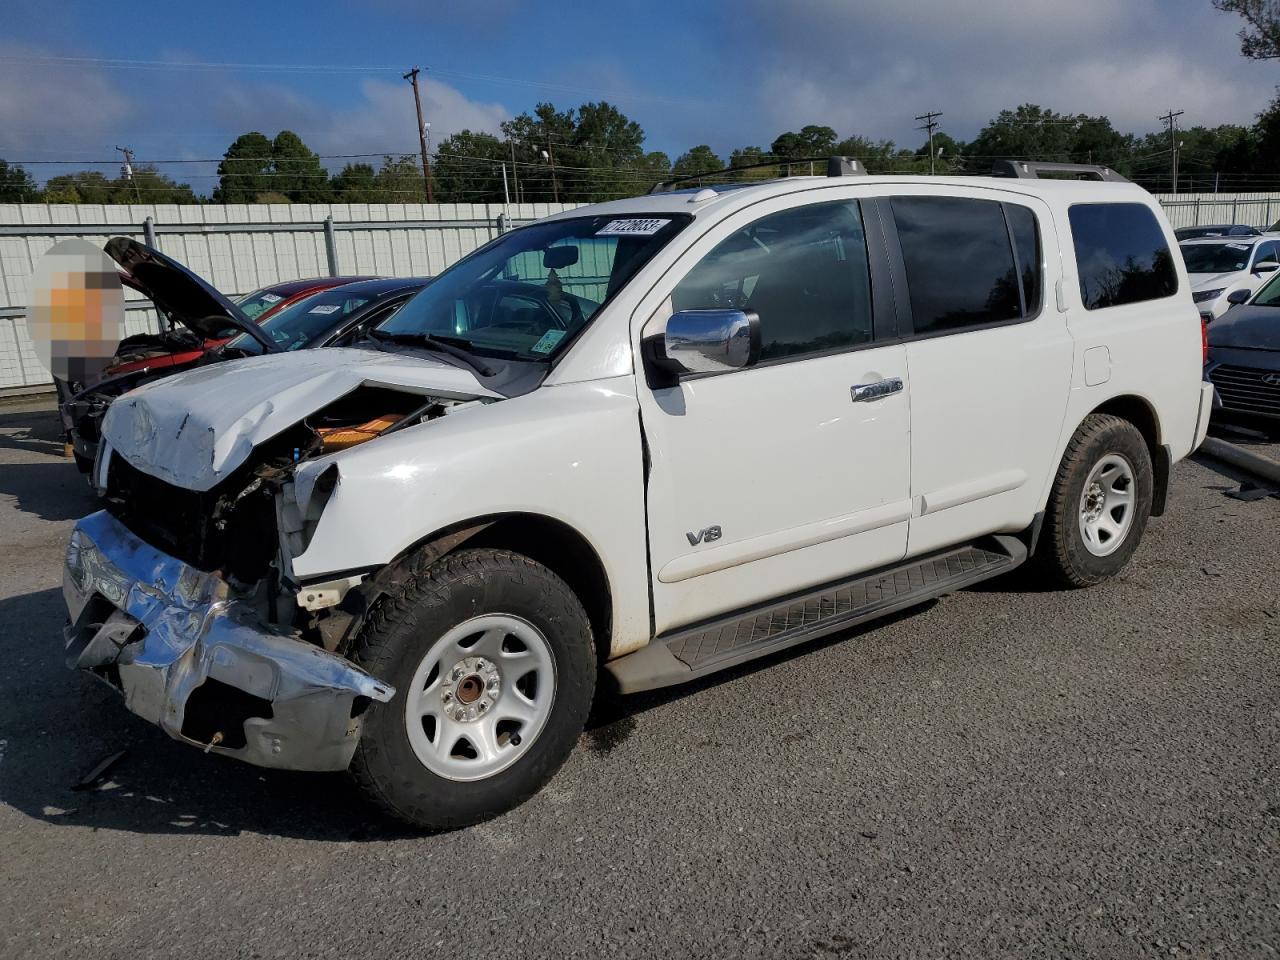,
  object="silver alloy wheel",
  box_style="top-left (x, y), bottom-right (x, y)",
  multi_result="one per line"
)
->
top-left (403, 614), bottom-right (557, 782)
top-left (1077, 453), bottom-right (1136, 557)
